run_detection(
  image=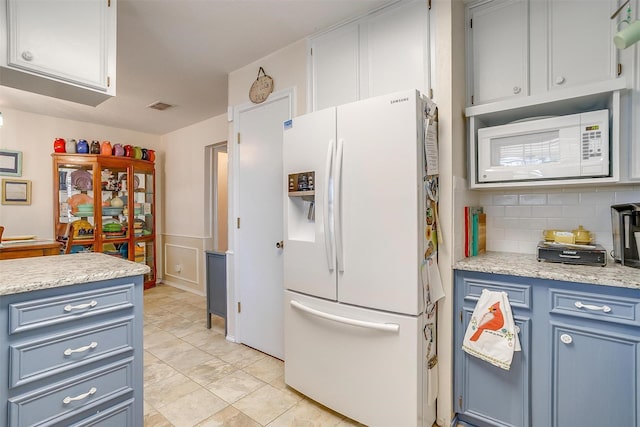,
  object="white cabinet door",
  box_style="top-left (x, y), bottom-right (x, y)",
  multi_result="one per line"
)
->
top-left (309, 0), bottom-right (430, 111)
top-left (310, 23), bottom-right (360, 111)
top-left (547, 0), bottom-right (617, 91)
top-left (365, 0), bottom-right (428, 98)
top-left (467, 0), bottom-right (528, 105)
top-left (5, 0), bottom-right (114, 93)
